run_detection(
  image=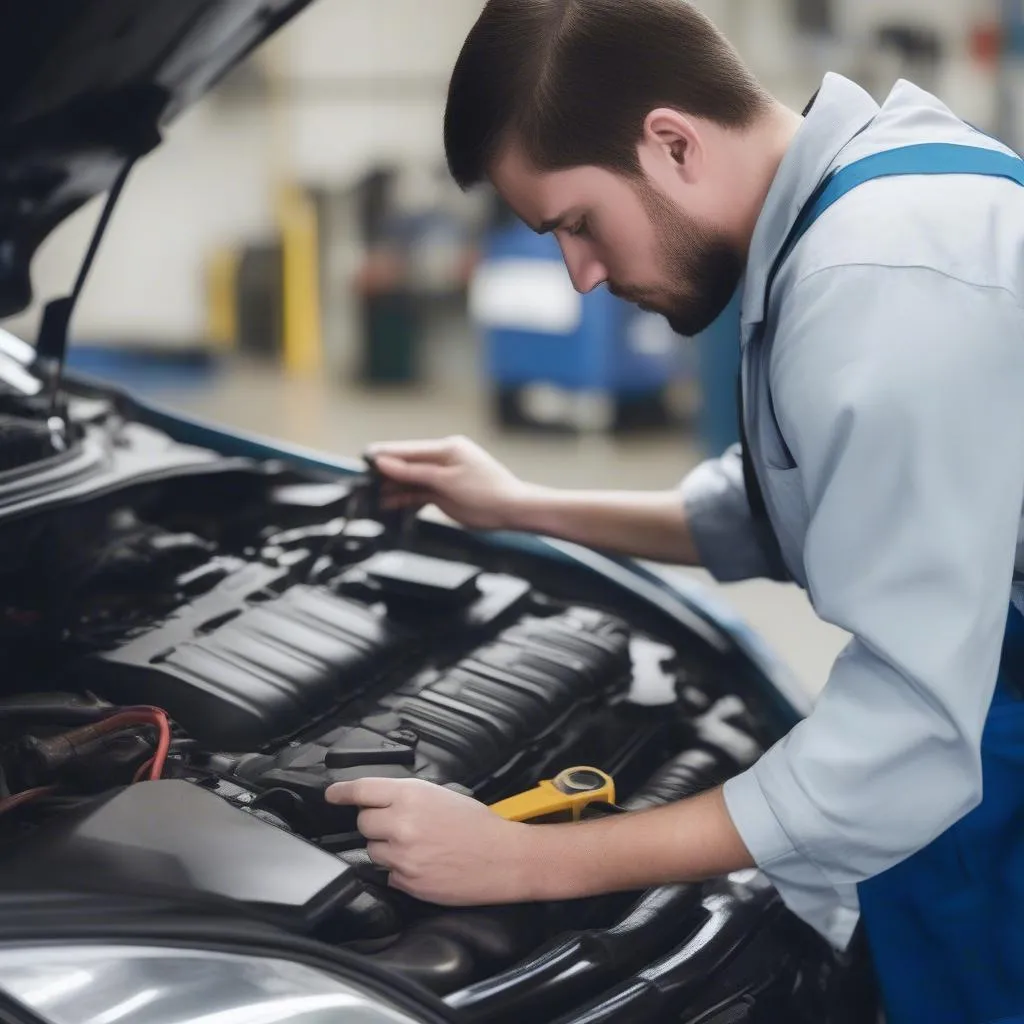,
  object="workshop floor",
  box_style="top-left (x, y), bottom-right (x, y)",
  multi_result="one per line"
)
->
top-left (149, 358), bottom-right (849, 699)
